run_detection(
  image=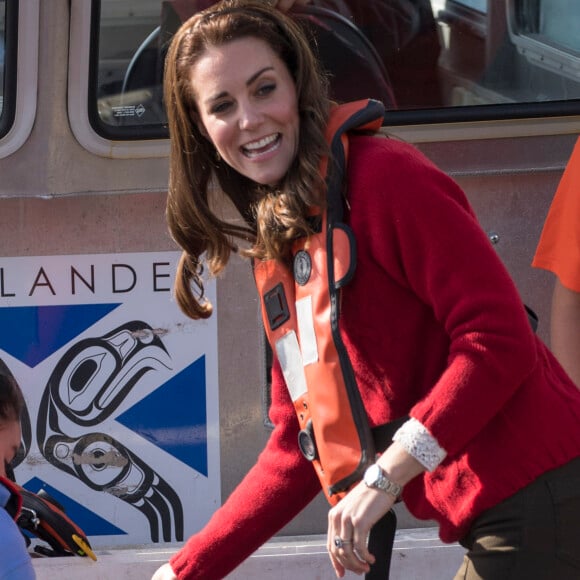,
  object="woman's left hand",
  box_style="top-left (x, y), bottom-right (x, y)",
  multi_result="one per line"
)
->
top-left (327, 481), bottom-right (396, 578)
